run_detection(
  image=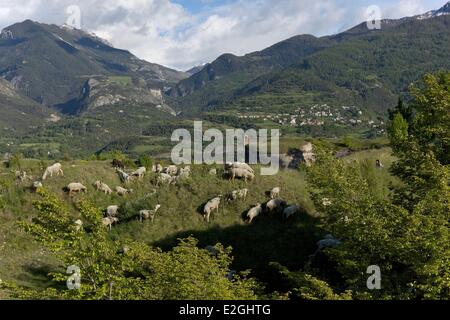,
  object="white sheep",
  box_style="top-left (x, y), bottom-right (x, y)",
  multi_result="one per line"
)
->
top-left (163, 165), bottom-right (178, 175)
top-left (66, 183), bottom-right (87, 196)
top-left (209, 168), bottom-right (217, 175)
top-left (139, 205), bottom-right (161, 223)
top-left (228, 189), bottom-right (248, 201)
top-left (102, 217), bottom-right (119, 231)
top-left (157, 173), bottom-right (176, 185)
top-left (266, 198), bottom-right (287, 213)
top-left (74, 219), bottom-right (83, 232)
top-left (93, 181), bottom-right (112, 195)
top-left (131, 167), bottom-right (147, 180)
top-left (31, 181), bottom-right (43, 191)
top-left (116, 186), bottom-right (133, 196)
top-left (178, 166), bottom-right (191, 179)
top-left (116, 169), bottom-right (131, 183)
top-left (270, 187), bottom-right (281, 199)
top-left (228, 167), bottom-right (255, 182)
top-left (247, 203), bottom-right (262, 224)
top-left (283, 205), bottom-right (300, 220)
top-left (225, 162), bottom-right (255, 174)
top-left (155, 164), bottom-right (163, 173)
top-left (42, 163), bottom-right (64, 180)
top-left (106, 205), bottom-right (120, 217)
top-left (204, 197), bottom-right (221, 223)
